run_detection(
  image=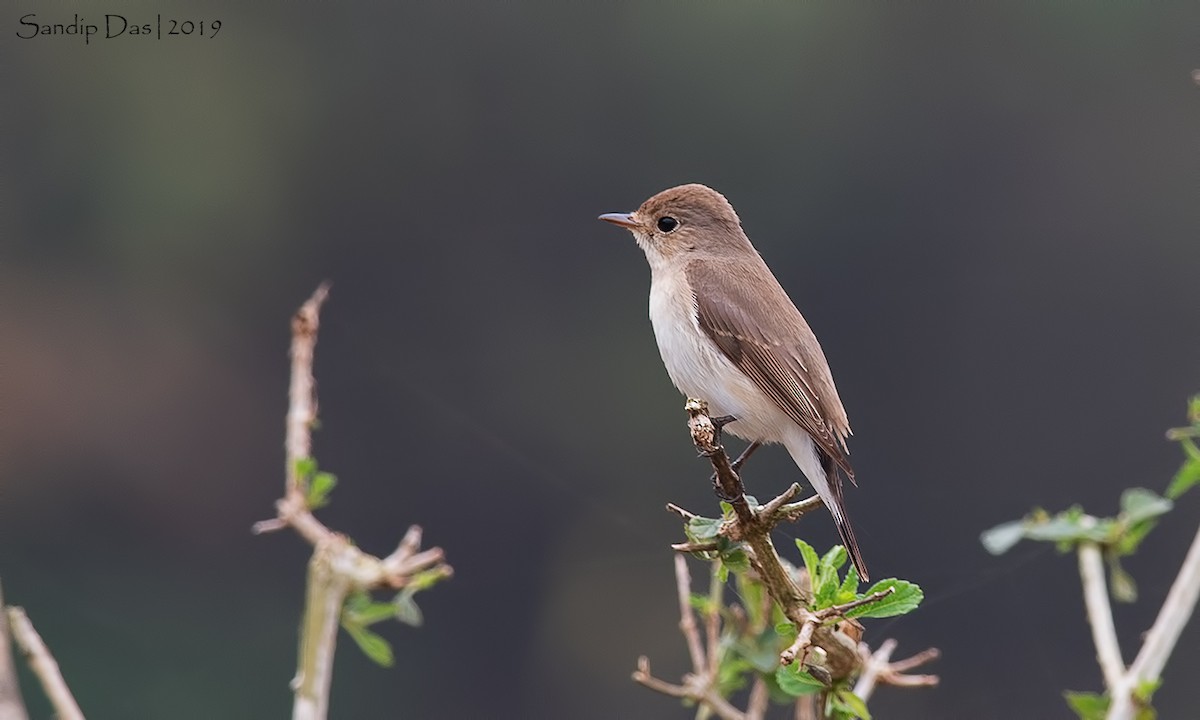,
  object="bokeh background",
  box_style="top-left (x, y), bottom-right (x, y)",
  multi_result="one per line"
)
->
top-left (4, 2), bottom-right (1199, 718)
